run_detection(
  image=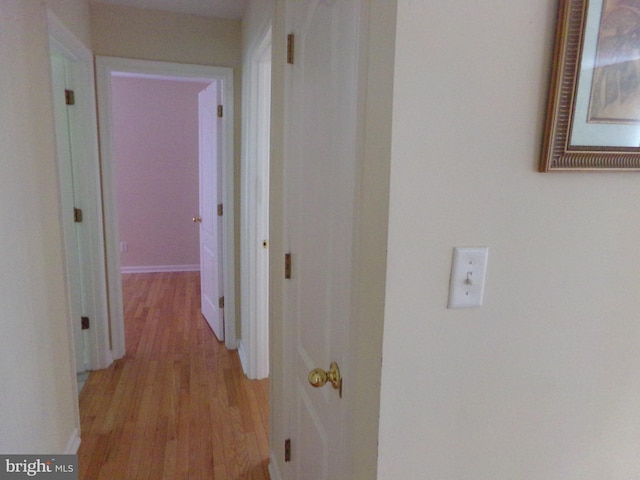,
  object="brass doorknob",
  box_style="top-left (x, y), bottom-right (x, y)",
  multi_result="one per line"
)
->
top-left (192, 216), bottom-right (202, 223)
top-left (308, 362), bottom-right (342, 397)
